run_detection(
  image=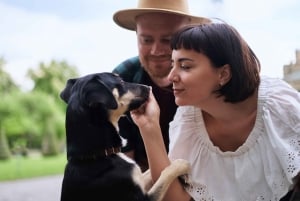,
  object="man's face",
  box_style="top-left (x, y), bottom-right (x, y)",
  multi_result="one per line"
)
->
top-left (136, 13), bottom-right (188, 82)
